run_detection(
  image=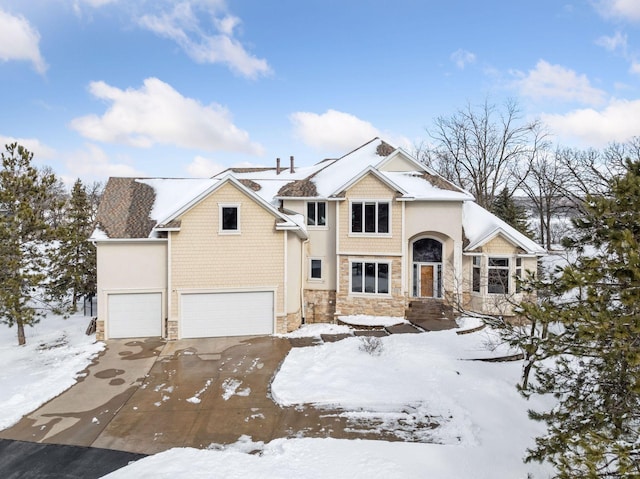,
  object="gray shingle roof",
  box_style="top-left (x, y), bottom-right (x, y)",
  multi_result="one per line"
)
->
top-left (95, 178), bottom-right (156, 239)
